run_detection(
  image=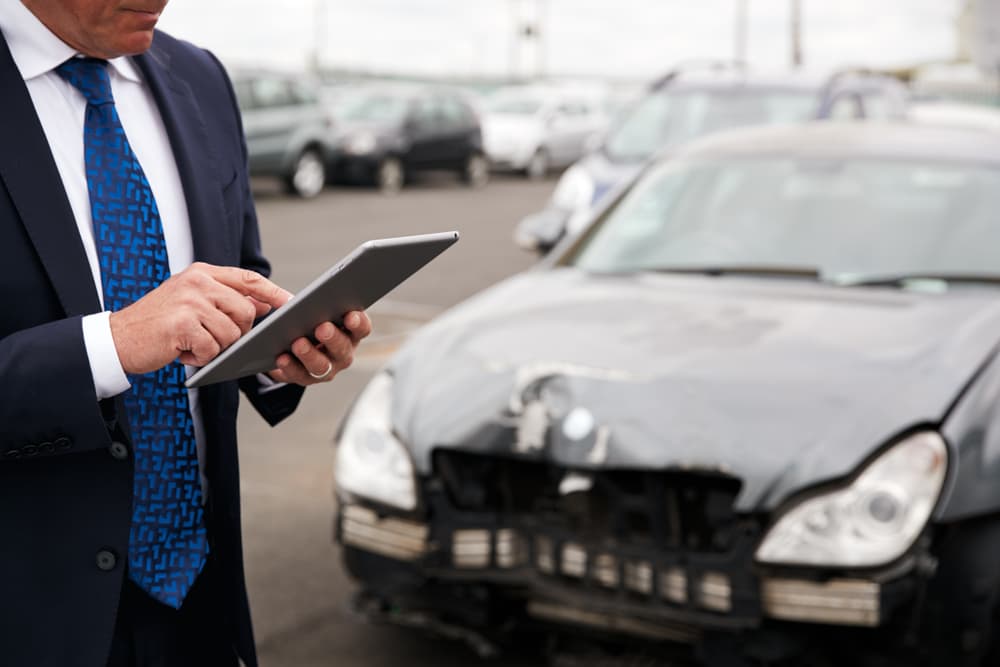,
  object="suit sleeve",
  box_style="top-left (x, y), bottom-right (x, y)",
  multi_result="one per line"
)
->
top-left (206, 49), bottom-right (305, 426)
top-left (0, 316), bottom-right (112, 457)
